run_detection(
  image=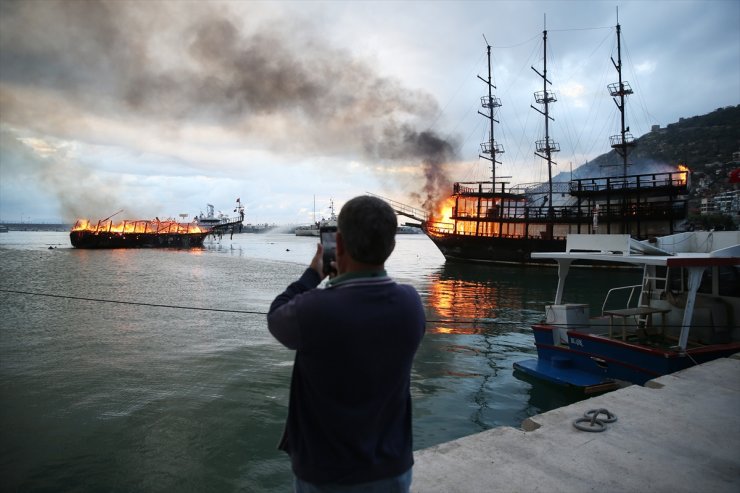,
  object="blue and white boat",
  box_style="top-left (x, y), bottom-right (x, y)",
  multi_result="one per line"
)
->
top-left (514, 232), bottom-right (740, 393)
